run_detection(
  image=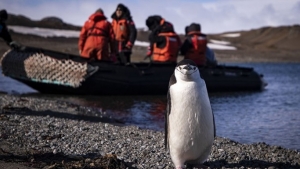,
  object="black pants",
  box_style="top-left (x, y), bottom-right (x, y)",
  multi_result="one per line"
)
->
top-left (118, 51), bottom-right (131, 64)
